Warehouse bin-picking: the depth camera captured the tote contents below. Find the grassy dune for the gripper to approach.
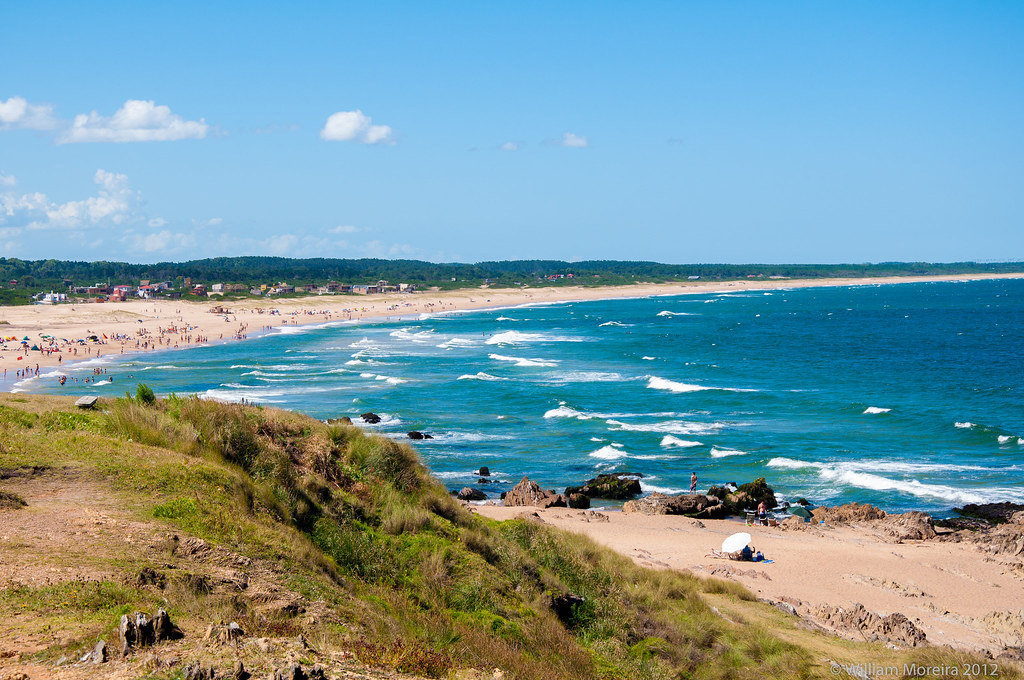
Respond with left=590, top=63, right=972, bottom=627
left=0, top=392, right=1018, bottom=679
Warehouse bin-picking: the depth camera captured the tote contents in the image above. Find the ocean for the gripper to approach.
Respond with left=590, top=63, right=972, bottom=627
left=19, top=278, right=1024, bottom=515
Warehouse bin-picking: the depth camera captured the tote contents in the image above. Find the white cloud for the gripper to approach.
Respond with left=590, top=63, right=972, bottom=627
left=328, top=224, right=358, bottom=234
left=320, top=110, right=394, bottom=144
left=148, top=217, right=167, bottom=228
left=123, top=229, right=197, bottom=254
left=562, top=132, right=588, bottom=148
left=0, top=173, right=15, bottom=187
left=0, top=168, right=141, bottom=231
left=0, top=96, right=58, bottom=130
left=500, top=141, right=519, bottom=151
left=58, top=100, right=208, bottom=144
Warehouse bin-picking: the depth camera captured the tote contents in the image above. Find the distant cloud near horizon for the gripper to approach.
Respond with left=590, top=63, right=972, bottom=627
left=561, top=132, right=588, bottom=148
left=320, top=110, right=394, bottom=144
left=0, top=96, right=58, bottom=131
left=58, top=100, right=209, bottom=144
left=500, top=141, right=519, bottom=151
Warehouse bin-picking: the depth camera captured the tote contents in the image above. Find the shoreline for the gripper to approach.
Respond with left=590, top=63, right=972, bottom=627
left=2, top=271, right=1022, bottom=387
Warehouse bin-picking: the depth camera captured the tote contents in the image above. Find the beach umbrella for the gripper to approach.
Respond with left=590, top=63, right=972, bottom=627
left=722, top=532, right=751, bottom=553
left=789, top=506, right=812, bottom=520
left=22, top=336, right=29, bottom=340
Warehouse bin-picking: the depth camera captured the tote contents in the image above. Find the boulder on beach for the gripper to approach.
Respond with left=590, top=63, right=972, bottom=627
left=812, top=603, right=926, bottom=647
left=567, top=493, right=591, bottom=509
left=456, top=487, right=486, bottom=501
left=565, top=473, right=642, bottom=500
left=880, top=511, right=936, bottom=541
left=811, top=502, right=886, bottom=524
left=622, top=493, right=725, bottom=518
left=504, top=477, right=566, bottom=508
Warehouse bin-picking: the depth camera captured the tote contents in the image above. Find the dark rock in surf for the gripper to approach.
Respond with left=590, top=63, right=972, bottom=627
left=360, top=412, right=381, bottom=424
left=565, top=473, right=642, bottom=500
left=457, top=487, right=486, bottom=501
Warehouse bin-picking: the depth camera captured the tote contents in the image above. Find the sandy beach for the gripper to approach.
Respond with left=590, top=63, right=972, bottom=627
left=2, top=272, right=1022, bottom=386
left=474, top=504, right=1024, bottom=655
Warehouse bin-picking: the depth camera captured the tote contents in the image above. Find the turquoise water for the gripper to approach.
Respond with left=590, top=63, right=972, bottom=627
left=19, top=279, right=1024, bottom=514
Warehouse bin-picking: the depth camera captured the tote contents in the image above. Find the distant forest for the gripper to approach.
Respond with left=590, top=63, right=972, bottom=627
left=1, top=256, right=1021, bottom=305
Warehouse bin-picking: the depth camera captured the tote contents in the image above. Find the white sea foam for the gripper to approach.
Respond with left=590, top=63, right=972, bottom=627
left=590, top=437, right=605, bottom=442
left=997, top=435, right=1019, bottom=445
left=589, top=445, right=629, bottom=461
left=646, top=376, right=756, bottom=394
left=863, top=407, right=891, bottom=414
left=495, top=316, right=517, bottom=321
left=488, top=353, right=559, bottom=368
left=640, top=482, right=687, bottom=494
left=437, top=337, right=477, bottom=349
left=485, top=331, right=584, bottom=345
left=606, top=419, right=723, bottom=435
left=390, top=328, right=436, bottom=343
left=641, top=356, right=656, bottom=361
left=543, top=371, right=629, bottom=384
left=955, top=421, right=975, bottom=429
left=656, top=311, right=695, bottom=317
left=457, top=372, right=506, bottom=381
left=710, top=447, right=747, bottom=458
left=766, top=457, right=1021, bottom=503
left=598, top=321, right=629, bottom=327
left=660, top=436, right=703, bottom=448
left=349, top=413, right=403, bottom=428
left=544, top=404, right=593, bottom=420
left=429, top=431, right=514, bottom=444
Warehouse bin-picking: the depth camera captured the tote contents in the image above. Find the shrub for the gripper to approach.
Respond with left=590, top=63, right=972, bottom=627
left=135, top=383, right=156, bottom=405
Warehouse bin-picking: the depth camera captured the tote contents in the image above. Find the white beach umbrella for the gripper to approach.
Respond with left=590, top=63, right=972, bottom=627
left=721, top=532, right=751, bottom=553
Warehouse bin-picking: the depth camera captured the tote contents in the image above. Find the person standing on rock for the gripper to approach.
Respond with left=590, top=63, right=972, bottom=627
left=690, top=471, right=697, bottom=494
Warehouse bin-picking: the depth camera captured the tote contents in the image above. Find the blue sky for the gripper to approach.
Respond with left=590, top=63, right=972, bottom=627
left=2, top=2, right=1022, bottom=264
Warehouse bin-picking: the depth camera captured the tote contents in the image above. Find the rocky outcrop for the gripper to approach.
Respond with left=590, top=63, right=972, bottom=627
left=780, top=515, right=808, bottom=530
left=504, top=477, right=566, bottom=508
left=708, top=478, right=777, bottom=514
left=359, top=412, right=381, bottom=424
left=326, top=416, right=352, bottom=425
left=622, top=493, right=725, bottom=518
left=407, top=431, right=433, bottom=440
left=270, top=663, right=327, bottom=680
left=567, top=493, right=590, bottom=509
left=478, top=466, right=490, bottom=477
left=955, top=502, right=1024, bottom=524
left=565, top=473, right=642, bottom=500
left=811, top=502, right=886, bottom=523
left=880, top=511, right=936, bottom=541
left=119, top=608, right=183, bottom=656
left=203, top=621, right=244, bottom=645
left=812, top=603, right=926, bottom=647
left=456, top=487, right=486, bottom=501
